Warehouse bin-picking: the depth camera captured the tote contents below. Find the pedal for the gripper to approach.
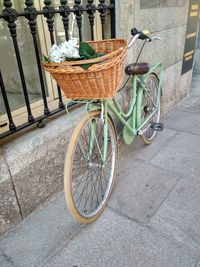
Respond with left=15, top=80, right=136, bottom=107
left=150, top=123, right=164, bottom=132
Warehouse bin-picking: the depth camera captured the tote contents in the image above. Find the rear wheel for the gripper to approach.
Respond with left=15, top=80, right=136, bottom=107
left=64, top=111, right=118, bottom=223
left=140, top=73, right=161, bottom=144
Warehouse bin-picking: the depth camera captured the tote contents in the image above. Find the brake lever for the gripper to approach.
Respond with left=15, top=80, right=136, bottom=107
left=151, top=37, right=162, bottom=41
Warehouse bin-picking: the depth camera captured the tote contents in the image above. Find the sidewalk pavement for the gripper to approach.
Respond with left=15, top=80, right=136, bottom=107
left=1, top=78, right=200, bottom=267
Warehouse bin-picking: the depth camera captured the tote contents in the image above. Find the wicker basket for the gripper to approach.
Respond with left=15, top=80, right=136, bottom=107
left=43, top=39, right=127, bottom=99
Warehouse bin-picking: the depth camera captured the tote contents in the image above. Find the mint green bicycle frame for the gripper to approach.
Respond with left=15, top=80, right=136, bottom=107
left=87, top=63, right=163, bottom=162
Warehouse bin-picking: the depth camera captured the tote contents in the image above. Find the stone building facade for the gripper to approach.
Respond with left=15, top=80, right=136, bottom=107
left=0, top=0, right=197, bottom=234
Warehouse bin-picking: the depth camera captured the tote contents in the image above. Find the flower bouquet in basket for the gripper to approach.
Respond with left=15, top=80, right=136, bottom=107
left=43, top=38, right=128, bottom=99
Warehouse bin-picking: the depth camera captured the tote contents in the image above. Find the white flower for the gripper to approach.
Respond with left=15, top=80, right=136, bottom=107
left=59, top=40, right=80, bottom=59
left=68, top=39, right=78, bottom=47
left=49, top=50, right=65, bottom=63
left=49, top=40, right=80, bottom=62
left=50, top=44, right=59, bottom=53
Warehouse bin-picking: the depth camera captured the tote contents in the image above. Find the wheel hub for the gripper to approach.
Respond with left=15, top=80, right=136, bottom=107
left=87, top=162, right=103, bottom=169
left=144, top=105, right=150, bottom=114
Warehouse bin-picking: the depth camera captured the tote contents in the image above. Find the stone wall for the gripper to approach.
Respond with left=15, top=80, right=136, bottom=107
left=0, top=109, right=81, bottom=235
left=0, top=0, right=194, bottom=235
left=116, top=0, right=192, bottom=113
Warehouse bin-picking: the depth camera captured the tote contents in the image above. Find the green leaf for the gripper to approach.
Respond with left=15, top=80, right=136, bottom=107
left=79, top=42, right=96, bottom=58
left=79, top=53, right=105, bottom=69
left=43, top=54, right=50, bottom=62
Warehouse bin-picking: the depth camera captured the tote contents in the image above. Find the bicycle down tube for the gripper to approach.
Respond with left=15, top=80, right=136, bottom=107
left=96, top=64, right=162, bottom=159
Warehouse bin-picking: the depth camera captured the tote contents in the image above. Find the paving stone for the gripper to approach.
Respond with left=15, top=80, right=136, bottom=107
left=0, top=251, right=15, bottom=267
left=177, top=97, right=200, bottom=114
left=191, top=88, right=200, bottom=96
left=149, top=175, right=200, bottom=251
left=177, top=104, right=200, bottom=115
left=178, top=95, right=200, bottom=107
left=151, top=132, right=200, bottom=176
left=164, top=110, right=200, bottom=135
left=109, top=154, right=181, bottom=224
left=45, top=209, right=199, bottom=267
left=195, top=258, right=200, bottom=267
left=190, top=75, right=200, bottom=96
left=0, top=193, right=81, bottom=267
left=120, top=128, right=177, bottom=162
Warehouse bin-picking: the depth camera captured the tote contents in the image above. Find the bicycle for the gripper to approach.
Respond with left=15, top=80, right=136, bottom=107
left=64, top=28, right=163, bottom=223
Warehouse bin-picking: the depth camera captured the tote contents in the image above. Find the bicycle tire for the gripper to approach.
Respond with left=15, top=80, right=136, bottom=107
left=64, top=111, right=118, bottom=224
left=139, top=73, right=161, bottom=144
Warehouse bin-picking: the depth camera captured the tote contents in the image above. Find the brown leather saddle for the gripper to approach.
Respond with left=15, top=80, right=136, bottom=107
left=125, top=62, right=149, bottom=75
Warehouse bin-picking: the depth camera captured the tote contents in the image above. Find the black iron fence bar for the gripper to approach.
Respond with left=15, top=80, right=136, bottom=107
left=43, top=0, right=55, bottom=45
left=110, top=0, right=116, bottom=38
left=25, top=0, right=50, bottom=115
left=0, top=71, right=16, bottom=131
left=98, top=0, right=106, bottom=39
left=43, top=0, right=65, bottom=109
left=0, top=0, right=115, bottom=140
left=74, top=0, right=83, bottom=42
left=87, top=0, right=96, bottom=40
left=2, top=0, right=35, bottom=123
left=59, top=0, right=70, bottom=41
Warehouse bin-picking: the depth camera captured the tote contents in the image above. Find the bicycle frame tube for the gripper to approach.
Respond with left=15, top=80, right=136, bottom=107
left=107, top=100, right=136, bottom=135
left=107, top=63, right=162, bottom=136
left=88, top=63, right=163, bottom=158
left=106, top=73, right=141, bottom=138
left=112, top=75, right=139, bottom=119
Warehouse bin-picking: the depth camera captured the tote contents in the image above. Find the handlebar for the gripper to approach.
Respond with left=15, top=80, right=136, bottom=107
left=128, top=27, right=161, bottom=49
left=131, top=28, right=151, bottom=41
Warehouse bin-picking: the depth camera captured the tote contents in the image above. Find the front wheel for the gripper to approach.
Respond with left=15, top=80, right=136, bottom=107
left=140, top=73, right=161, bottom=144
left=64, top=111, right=118, bottom=224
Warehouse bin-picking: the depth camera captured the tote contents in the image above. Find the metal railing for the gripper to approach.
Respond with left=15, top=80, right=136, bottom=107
left=0, top=0, right=115, bottom=140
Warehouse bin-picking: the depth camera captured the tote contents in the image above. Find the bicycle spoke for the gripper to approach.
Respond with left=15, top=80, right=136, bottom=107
left=82, top=172, right=90, bottom=212
left=89, top=174, right=95, bottom=212
left=72, top=170, right=90, bottom=194
left=102, top=168, right=110, bottom=183
left=91, top=171, right=100, bottom=207
left=76, top=141, right=88, bottom=160
left=105, top=146, right=113, bottom=163
left=96, top=169, right=105, bottom=198
left=72, top=170, right=88, bottom=180
left=76, top=171, right=94, bottom=209
left=72, top=170, right=90, bottom=189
